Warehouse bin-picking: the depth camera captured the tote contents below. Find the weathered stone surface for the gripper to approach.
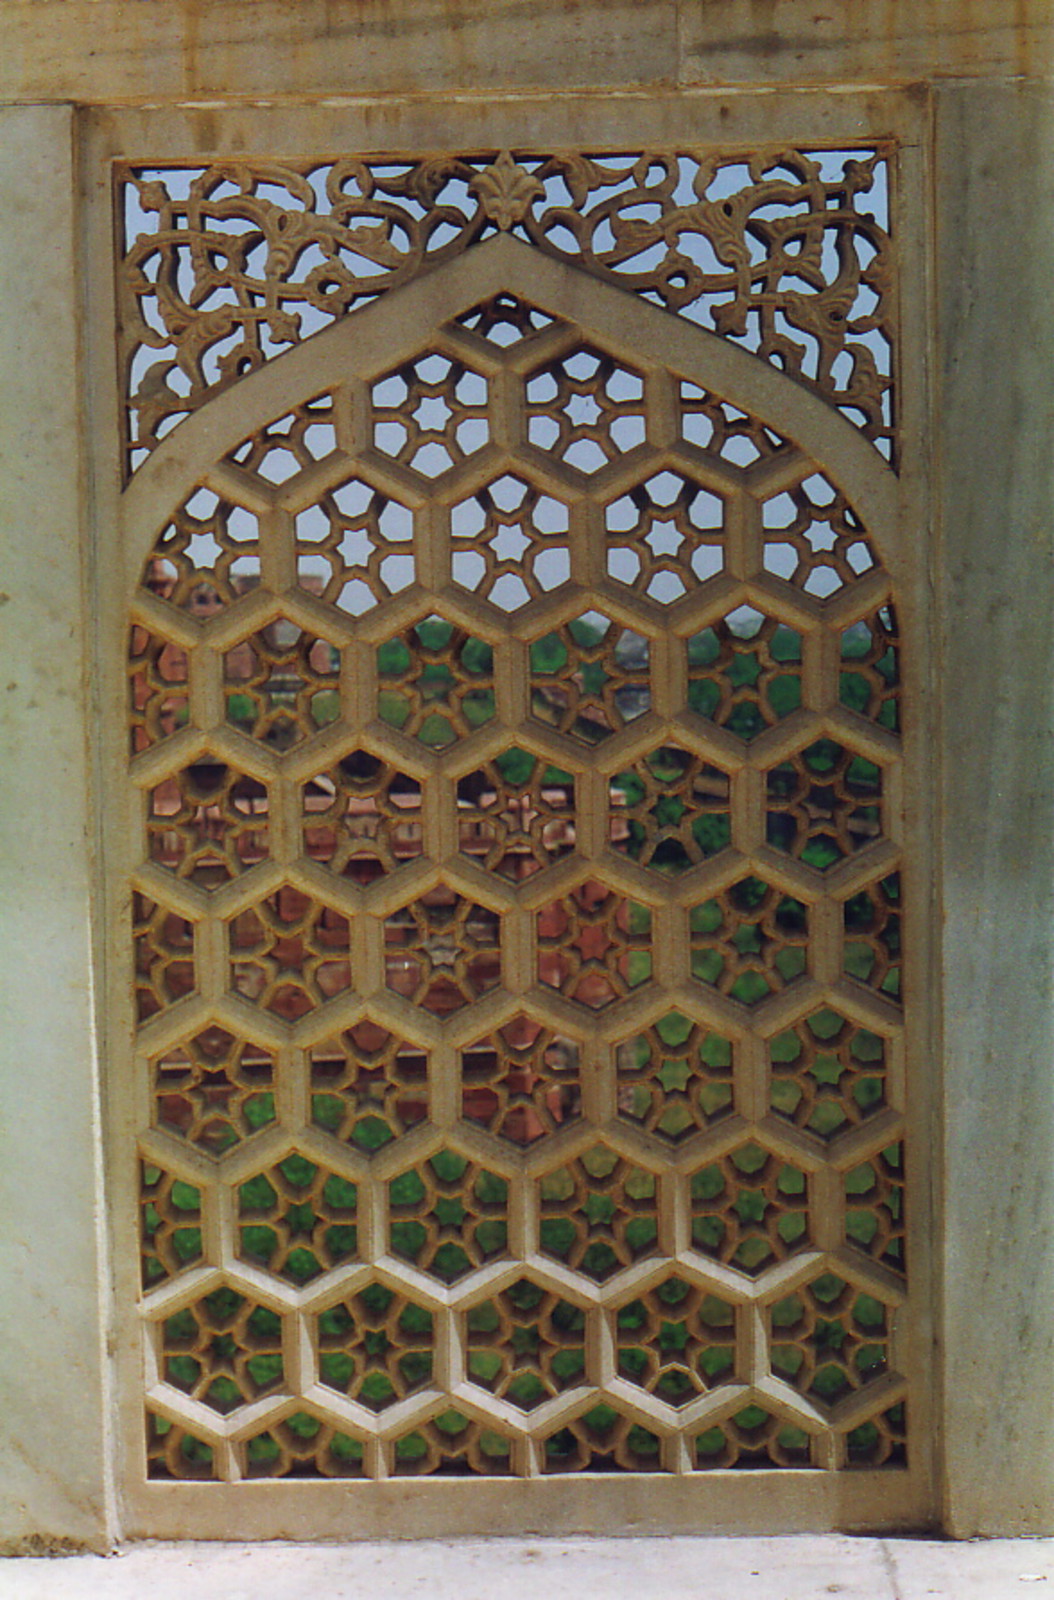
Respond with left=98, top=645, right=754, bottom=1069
left=4, top=1535, right=1054, bottom=1598
left=935, top=78, right=1054, bottom=1538
left=0, top=106, right=110, bottom=1551
left=0, top=0, right=1048, bottom=104
left=681, top=0, right=1053, bottom=84
left=0, top=0, right=678, bottom=102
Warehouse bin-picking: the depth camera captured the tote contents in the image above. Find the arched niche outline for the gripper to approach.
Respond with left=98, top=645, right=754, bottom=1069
left=120, top=233, right=900, bottom=603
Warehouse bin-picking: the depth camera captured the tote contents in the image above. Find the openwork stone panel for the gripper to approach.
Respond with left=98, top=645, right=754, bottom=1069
left=128, top=273, right=906, bottom=1484
left=118, top=146, right=895, bottom=475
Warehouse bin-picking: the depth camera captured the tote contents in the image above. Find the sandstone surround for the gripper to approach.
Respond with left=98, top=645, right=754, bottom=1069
left=0, top=0, right=1047, bottom=104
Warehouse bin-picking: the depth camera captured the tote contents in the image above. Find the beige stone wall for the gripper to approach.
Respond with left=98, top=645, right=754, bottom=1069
left=0, top=104, right=112, bottom=1554
left=934, top=77, right=1054, bottom=1540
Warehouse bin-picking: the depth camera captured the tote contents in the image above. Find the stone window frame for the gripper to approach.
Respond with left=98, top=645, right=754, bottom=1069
left=70, top=89, right=937, bottom=1539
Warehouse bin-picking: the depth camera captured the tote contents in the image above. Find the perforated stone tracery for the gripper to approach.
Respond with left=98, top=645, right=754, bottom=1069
left=129, top=285, right=906, bottom=1481
left=119, top=146, right=895, bottom=476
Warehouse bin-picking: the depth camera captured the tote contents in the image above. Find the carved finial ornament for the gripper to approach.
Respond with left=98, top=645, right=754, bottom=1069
left=469, top=150, right=545, bottom=231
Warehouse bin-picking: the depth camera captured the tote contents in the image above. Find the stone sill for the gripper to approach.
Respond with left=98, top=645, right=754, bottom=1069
left=4, top=1535, right=1054, bottom=1600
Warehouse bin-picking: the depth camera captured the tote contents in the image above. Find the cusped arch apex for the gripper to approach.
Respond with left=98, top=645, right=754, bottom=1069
left=120, top=231, right=900, bottom=599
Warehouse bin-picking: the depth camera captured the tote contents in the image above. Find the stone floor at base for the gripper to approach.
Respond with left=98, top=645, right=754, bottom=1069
left=4, top=1535, right=1054, bottom=1599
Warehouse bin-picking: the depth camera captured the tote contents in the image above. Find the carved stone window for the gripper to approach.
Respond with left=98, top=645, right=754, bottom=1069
left=124, top=153, right=907, bottom=1489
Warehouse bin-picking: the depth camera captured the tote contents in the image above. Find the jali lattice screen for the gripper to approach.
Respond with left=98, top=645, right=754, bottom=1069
left=126, top=187, right=906, bottom=1483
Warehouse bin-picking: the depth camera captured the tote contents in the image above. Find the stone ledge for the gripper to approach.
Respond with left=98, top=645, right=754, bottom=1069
left=4, top=1536, right=1054, bottom=1600
left=0, top=0, right=1049, bottom=105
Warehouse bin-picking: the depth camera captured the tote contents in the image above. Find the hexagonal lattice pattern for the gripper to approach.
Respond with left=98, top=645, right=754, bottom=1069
left=377, top=615, right=495, bottom=749
left=146, top=1412, right=217, bottom=1481
left=310, top=1021, right=429, bottom=1150
left=389, top=1150, right=509, bottom=1283
left=542, top=1406, right=662, bottom=1474
left=159, top=1286, right=284, bottom=1413
left=134, top=893, right=195, bottom=1021
left=615, top=1276, right=736, bottom=1403
left=844, top=872, right=902, bottom=999
left=457, top=748, right=576, bottom=883
left=145, top=488, right=262, bottom=614
left=845, top=1144, right=905, bottom=1275
left=229, top=887, right=351, bottom=1020
left=450, top=472, right=571, bottom=611
left=769, top=1009, right=887, bottom=1137
left=605, top=469, right=725, bottom=602
left=768, top=1272, right=891, bottom=1406
left=525, top=344, right=646, bottom=474
left=147, top=758, right=269, bottom=887
left=456, top=293, right=556, bottom=349
left=615, top=1012, right=734, bottom=1140
left=537, top=879, right=653, bottom=1010
left=761, top=472, right=877, bottom=599
left=765, top=738, right=883, bottom=869
left=129, top=279, right=907, bottom=1480
left=371, top=351, right=489, bottom=477
left=225, top=620, right=339, bottom=749
left=692, top=1405, right=812, bottom=1470
left=295, top=477, right=414, bottom=616
left=317, top=1282, right=434, bottom=1409
left=240, top=1413, right=367, bottom=1479
left=689, top=1144, right=809, bottom=1274
left=846, top=1403, right=907, bottom=1469
left=460, top=1014, right=583, bottom=1146
left=841, top=603, right=900, bottom=731
left=466, top=1277, right=586, bottom=1409
left=384, top=888, right=500, bottom=1015
left=538, top=1147, right=658, bottom=1281
left=302, top=752, right=423, bottom=883
left=151, top=1024, right=275, bottom=1153
left=609, top=746, right=731, bottom=874
left=679, top=380, right=788, bottom=467
left=529, top=612, right=651, bottom=745
left=687, top=606, right=803, bottom=738
left=128, top=626, right=188, bottom=753
left=140, top=1163, right=202, bottom=1287
left=690, top=878, right=808, bottom=1005
left=391, top=1412, right=515, bottom=1476
left=237, top=1153, right=359, bottom=1284
left=225, top=398, right=338, bottom=487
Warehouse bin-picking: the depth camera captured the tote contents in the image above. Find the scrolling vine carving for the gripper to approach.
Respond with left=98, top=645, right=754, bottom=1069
left=118, top=146, right=895, bottom=475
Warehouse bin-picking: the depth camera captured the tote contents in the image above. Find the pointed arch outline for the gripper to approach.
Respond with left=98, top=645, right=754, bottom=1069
left=119, top=226, right=918, bottom=1499
left=120, top=233, right=899, bottom=599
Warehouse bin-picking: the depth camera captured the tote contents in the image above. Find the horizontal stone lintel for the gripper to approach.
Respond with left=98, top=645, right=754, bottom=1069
left=0, top=0, right=1050, bottom=105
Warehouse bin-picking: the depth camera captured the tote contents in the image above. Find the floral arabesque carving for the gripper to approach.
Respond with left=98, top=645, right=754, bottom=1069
left=119, top=146, right=894, bottom=473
